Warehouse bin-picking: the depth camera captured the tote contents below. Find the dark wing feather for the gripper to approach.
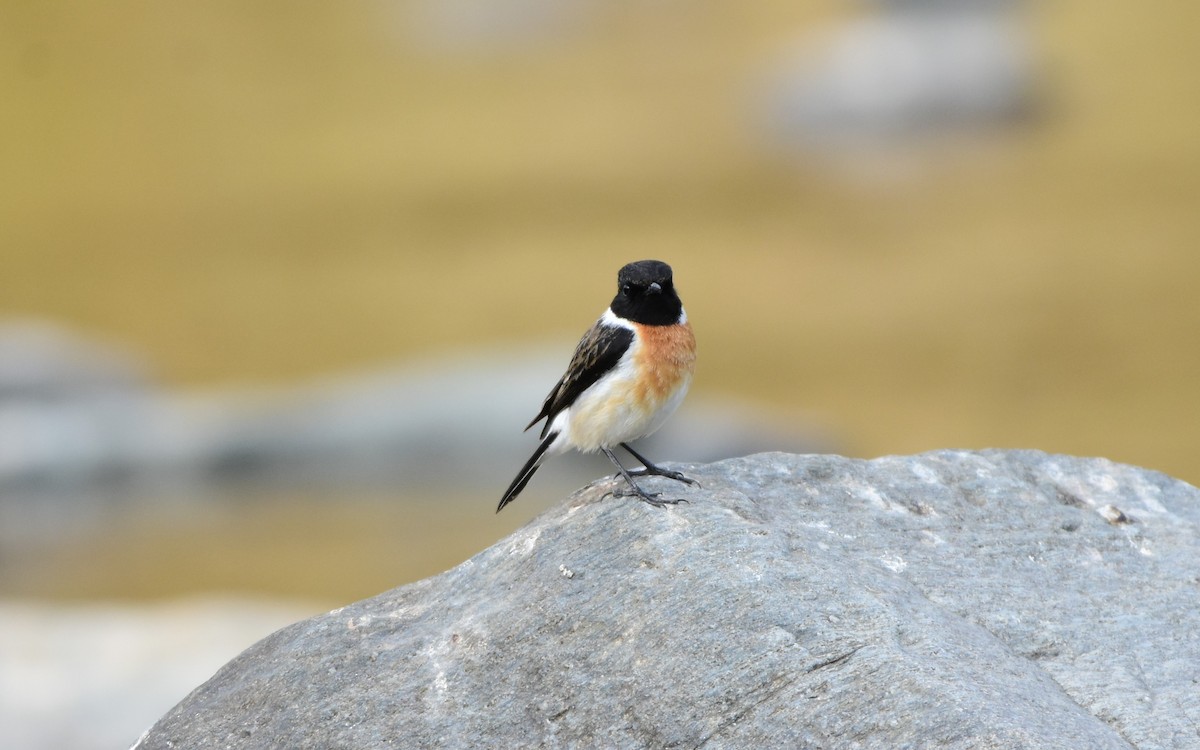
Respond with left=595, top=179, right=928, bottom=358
left=526, top=321, right=634, bottom=439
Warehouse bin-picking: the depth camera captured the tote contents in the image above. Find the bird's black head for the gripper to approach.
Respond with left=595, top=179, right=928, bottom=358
left=610, top=260, right=683, bottom=326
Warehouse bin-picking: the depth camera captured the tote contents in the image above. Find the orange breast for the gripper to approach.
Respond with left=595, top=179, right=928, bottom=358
left=632, top=321, right=697, bottom=407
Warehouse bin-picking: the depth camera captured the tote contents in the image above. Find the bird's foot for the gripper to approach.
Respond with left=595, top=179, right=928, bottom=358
left=628, top=466, right=699, bottom=487
left=604, top=478, right=690, bottom=508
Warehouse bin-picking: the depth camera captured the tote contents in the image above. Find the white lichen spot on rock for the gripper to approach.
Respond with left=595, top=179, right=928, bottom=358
left=910, top=463, right=941, bottom=484
left=506, top=527, right=542, bottom=557
left=852, top=482, right=910, bottom=513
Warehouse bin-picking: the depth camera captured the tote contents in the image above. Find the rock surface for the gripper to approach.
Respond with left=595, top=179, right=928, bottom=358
left=136, top=450, right=1200, bottom=749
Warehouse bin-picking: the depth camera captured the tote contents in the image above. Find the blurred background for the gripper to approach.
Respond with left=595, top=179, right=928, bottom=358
left=2, top=1, right=1198, bottom=747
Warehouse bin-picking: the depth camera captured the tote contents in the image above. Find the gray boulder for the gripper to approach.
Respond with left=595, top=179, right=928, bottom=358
left=135, top=450, right=1200, bottom=749
left=761, top=8, right=1037, bottom=154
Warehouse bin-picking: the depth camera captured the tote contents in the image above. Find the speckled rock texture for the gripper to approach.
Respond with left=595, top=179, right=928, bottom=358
left=136, top=450, right=1200, bottom=749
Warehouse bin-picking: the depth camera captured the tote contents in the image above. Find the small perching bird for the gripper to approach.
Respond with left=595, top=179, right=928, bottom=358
left=497, top=260, right=698, bottom=512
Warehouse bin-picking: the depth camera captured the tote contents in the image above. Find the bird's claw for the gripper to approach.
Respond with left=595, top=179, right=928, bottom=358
left=602, top=478, right=691, bottom=508
left=628, top=467, right=700, bottom=488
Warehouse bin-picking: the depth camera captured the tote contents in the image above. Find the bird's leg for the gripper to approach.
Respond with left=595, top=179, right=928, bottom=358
left=601, top=448, right=688, bottom=507
left=620, top=443, right=699, bottom=487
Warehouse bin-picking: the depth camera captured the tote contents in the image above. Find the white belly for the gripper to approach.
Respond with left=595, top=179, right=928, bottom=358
left=546, top=354, right=692, bottom=454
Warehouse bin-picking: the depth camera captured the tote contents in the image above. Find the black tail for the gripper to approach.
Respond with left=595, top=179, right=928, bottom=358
left=497, top=433, right=556, bottom=513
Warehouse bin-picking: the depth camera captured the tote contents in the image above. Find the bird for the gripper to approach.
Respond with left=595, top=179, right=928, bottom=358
left=497, top=259, right=698, bottom=513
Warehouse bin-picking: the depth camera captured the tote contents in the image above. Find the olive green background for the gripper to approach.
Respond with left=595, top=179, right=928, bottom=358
left=3, top=2, right=1197, bottom=604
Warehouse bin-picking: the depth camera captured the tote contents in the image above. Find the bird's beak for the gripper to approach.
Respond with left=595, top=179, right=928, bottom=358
left=647, top=282, right=662, bottom=294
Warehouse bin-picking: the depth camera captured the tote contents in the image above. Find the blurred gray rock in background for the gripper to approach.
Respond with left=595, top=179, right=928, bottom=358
left=0, top=320, right=149, bottom=401
left=137, top=450, right=1200, bottom=749
left=403, top=0, right=596, bottom=54
left=0, top=597, right=318, bottom=750
left=761, top=1, right=1037, bottom=158
left=0, top=321, right=827, bottom=542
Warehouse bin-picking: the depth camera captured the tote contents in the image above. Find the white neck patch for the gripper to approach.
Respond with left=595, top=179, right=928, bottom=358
left=601, top=306, right=687, bottom=327
left=600, top=307, right=636, bottom=330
